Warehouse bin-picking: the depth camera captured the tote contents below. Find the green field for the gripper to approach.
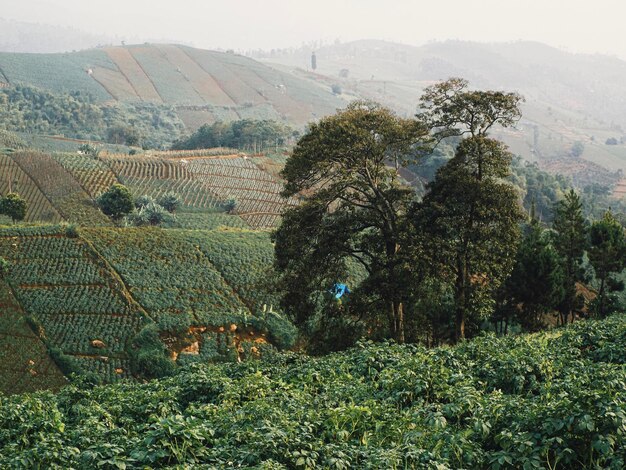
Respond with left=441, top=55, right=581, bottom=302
left=0, top=279, right=66, bottom=395
left=0, top=224, right=296, bottom=389
left=0, top=225, right=148, bottom=384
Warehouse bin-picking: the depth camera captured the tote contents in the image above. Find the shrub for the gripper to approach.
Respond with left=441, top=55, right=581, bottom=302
left=97, top=184, right=134, bottom=220
left=130, top=323, right=176, bottom=379
left=135, top=195, right=156, bottom=210
left=0, top=192, right=28, bottom=223
left=157, top=192, right=181, bottom=213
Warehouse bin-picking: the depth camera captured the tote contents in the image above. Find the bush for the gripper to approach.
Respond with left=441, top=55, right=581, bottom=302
left=0, top=192, right=28, bottom=223
left=223, top=197, right=238, bottom=214
left=135, top=195, right=156, bottom=210
left=157, top=192, right=181, bottom=213
left=64, top=223, right=79, bottom=238
left=97, top=184, right=134, bottom=220
left=130, top=323, right=176, bottom=379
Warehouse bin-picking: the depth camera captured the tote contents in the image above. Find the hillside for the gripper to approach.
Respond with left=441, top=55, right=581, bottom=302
left=0, top=44, right=345, bottom=128
left=0, top=224, right=294, bottom=392
left=1, top=313, right=624, bottom=468
left=259, top=40, right=626, bottom=187
left=0, top=148, right=294, bottom=229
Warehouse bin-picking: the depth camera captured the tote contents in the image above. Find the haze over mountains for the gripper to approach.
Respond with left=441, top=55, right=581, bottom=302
left=259, top=40, right=626, bottom=179
left=1, top=17, right=625, bottom=184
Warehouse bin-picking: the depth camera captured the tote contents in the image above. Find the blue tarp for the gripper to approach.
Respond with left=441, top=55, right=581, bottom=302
left=330, top=283, right=351, bottom=299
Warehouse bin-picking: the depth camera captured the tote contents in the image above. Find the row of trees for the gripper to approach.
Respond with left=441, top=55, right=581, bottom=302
left=496, top=192, right=625, bottom=335
left=272, top=79, right=626, bottom=352
left=171, top=119, right=296, bottom=153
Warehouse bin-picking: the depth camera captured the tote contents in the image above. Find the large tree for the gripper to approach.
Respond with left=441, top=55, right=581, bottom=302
left=273, top=101, right=430, bottom=345
left=588, top=211, right=626, bottom=318
left=551, top=189, right=588, bottom=324
left=411, top=79, right=525, bottom=342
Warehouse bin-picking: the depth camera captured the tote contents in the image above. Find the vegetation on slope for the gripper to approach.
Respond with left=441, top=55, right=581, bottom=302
left=0, top=279, right=66, bottom=395
left=0, top=84, right=185, bottom=148
left=0, top=314, right=624, bottom=469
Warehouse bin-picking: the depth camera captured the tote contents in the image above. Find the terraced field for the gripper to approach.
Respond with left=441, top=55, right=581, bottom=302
left=83, top=228, right=295, bottom=350
left=0, top=224, right=296, bottom=389
left=0, top=225, right=147, bottom=383
left=101, top=151, right=295, bottom=228
left=51, top=152, right=119, bottom=198
left=0, top=44, right=345, bottom=127
left=0, top=154, right=62, bottom=223
left=10, top=150, right=111, bottom=226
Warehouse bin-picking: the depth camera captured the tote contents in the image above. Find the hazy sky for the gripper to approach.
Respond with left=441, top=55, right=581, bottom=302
left=3, top=0, right=626, bottom=57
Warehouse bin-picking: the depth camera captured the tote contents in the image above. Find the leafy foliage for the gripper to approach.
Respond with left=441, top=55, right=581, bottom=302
left=97, top=184, right=134, bottom=220
left=0, top=84, right=185, bottom=148
left=0, top=315, right=624, bottom=468
left=0, top=192, right=27, bottom=222
left=172, top=119, right=294, bottom=153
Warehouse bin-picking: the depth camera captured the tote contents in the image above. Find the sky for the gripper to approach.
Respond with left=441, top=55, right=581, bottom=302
left=2, top=0, right=626, bottom=57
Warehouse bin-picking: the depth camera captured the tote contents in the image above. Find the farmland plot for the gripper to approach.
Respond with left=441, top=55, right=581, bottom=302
left=52, top=152, right=119, bottom=198
left=182, top=230, right=280, bottom=313
left=103, top=47, right=163, bottom=102
left=0, top=154, right=62, bottom=223
left=155, top=45, right=234, bottom=106
left=182, top=47, right=266, bottom=106
left=10, top=150, right=111, bottom=225
left=184, top=157, right=297, bottom=227
left=0, top=227, right=147, bottom=382
left=82, top=228, right=248, bottom=330
left=103, top=156, right=223, bottom=208
left=130, top=46, right=202, bottom=104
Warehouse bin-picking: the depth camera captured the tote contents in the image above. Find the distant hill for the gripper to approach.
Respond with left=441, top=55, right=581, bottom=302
left=259, top=39, right=626, bottom=183
left=0, top=44, right=345, bottom=129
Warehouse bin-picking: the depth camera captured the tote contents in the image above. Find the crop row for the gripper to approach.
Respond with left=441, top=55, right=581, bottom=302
left=130, top=45, right=203, bottom=104
left=2, top=230, right=148, bottom=383
left=70, top=356, right=132, bottom=383
left=107, top=157, right=190, bottom=179
left=103, top=46, right=163, bottom=102
left=0, top=280, right=66, bottom=395
left=239, top=212, right=282, bottom=228
left=51, top=153, right=118, bottom=197
left=83, top=228, right=247, bottom=329
left=182, top=230, right=280, bottom=313
left=10, top=257, right=106, bottom=286
left=15, top=285, right=131, bottom=316
left=10, top=150, right=110, bottom=225
left=0, top=155, right=62, bottom=223
left=117, top=175, right=222, bottom=208
left=0, top=235, right=88, bottom=260
left=37, top=313, right=143, bottom=354
left=155, top=44, right=235, bottom=106
left=185, top=157, right=261, bottom=169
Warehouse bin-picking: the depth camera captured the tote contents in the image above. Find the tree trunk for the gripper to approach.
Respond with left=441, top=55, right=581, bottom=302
left=455, top=256, right=467, bottom=342
left=397, top=302, right=405, bottom=344
left=598, top=277, right=606, bottom=318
